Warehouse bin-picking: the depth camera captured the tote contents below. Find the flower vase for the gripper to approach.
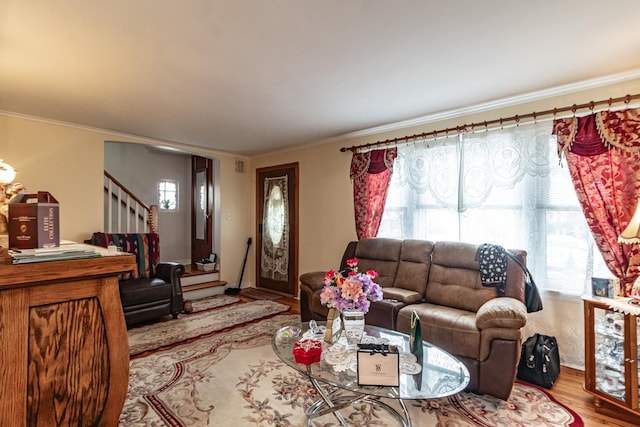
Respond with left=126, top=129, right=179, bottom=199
left=342, top=309, right=365, bottom=348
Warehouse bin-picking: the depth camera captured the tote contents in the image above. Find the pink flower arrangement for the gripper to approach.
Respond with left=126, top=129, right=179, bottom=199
left=320, top=258, right=383, bottom=313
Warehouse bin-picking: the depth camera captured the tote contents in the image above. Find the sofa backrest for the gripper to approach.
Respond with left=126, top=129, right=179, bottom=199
left=353, top=238, right=401, bottom=288
left=393, top=239, right=434, bottom=295
left=425, top=241, right=527, bottom=312
left=90, top=232, right=160, bottom=279
left=503, top=249, right=527, bottom=304
left=341, top=237, right=527, bottom=310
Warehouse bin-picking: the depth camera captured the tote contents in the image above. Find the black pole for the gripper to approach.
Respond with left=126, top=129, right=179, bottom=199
left=225, top=237, right=252, bottom=295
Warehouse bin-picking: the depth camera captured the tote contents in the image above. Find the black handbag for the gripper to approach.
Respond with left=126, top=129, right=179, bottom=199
left=505, top=250, right=543, bottom=313
left=517, top=333, right=560, bottom=388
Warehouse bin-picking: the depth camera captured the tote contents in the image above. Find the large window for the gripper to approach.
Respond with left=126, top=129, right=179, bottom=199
left=378, top=121, right=609, bottom=295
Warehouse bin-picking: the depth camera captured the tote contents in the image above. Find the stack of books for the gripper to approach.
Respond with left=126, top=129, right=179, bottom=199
left=10, top=243, right=102, bottom=264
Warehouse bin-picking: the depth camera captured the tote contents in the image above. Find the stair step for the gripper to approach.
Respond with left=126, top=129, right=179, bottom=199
left=181, top=265, right=220, bottom=286
left=183, top=280, right=227, bottom=292
left=183, top=264, right=219, bottom=277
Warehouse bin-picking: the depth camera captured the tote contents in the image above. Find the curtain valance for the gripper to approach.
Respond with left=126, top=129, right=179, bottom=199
left=554, top=107, right=640, bottom=157
left=350, top=148, right=397, bottom=180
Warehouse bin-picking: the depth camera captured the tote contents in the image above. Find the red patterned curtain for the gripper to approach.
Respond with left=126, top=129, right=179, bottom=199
left=553, top=108, right=640, bottom=296
left=350, top=148, right=397, bottom=239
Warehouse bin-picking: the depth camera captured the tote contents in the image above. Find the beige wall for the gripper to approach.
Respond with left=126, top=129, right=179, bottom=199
left=0, top=114, right=253, bottom=288
left=218, top=155, right=254, bottom=285
left=252, top=78, right=640, bottom=286
left=3, top=77, right=640, bottom=300
left=1, top=116, right=107, bottom=242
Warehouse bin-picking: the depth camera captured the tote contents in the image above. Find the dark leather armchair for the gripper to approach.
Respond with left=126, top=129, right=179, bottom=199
left=88, top=232, right=185, bottom=327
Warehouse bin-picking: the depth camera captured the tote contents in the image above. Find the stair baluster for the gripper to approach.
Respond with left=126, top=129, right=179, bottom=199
left=103, top=171, right=157, bottom=233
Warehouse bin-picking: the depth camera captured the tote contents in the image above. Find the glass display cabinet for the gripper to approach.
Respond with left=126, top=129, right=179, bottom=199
left=583, top=296, right=640, bottom=418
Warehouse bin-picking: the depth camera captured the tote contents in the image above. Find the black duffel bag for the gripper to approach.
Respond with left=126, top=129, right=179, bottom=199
left=517, top=333, right=560, bottom=388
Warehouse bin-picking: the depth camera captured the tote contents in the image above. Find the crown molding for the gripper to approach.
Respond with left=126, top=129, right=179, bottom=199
left=342, top=69, right=640, bottom=140
left=4, top=69, right=640, bottom=159
left=0, top=110, right=246, bottom=160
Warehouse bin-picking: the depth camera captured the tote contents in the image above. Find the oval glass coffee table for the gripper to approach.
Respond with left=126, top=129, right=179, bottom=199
left=272, top=322, right=470, bottom=427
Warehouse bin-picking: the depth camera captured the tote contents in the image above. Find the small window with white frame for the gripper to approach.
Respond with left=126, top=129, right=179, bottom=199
left=158, top=179, right=178, bottom=211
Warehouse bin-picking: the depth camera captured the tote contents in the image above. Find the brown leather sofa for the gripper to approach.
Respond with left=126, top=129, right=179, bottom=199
left=299, top=238, right=528, bottom=400
left=88, top=232, right=185, bottom=327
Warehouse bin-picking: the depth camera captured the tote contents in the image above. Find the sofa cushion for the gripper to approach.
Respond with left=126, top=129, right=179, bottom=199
left=119, top=277, right=171, bottom=306
left=392, top=239, right=433, bottom=295
left=397, top=303, right=481, bottom=360
left=354, top=238, right=401, bottom=288
left=425, top=241, right=497, bottom=312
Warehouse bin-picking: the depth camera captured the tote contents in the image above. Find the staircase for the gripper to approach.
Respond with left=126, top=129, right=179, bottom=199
left=182, top=266, right=228, bottom=300
left=103, top=171, right=157, bottom=233
left=104, top=171, right=227, bottom=298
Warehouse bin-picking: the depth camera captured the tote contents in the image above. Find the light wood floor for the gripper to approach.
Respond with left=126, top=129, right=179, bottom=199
left=241, top=292, right=640, bottom=427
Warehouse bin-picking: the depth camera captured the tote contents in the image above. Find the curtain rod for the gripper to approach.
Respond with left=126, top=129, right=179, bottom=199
left=340, top=93, right=640, bottom=153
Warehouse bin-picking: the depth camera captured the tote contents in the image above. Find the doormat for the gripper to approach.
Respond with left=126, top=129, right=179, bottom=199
left=241, top=287, right=284, bottom=300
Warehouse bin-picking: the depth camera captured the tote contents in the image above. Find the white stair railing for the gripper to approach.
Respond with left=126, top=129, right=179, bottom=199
left=103, top=171, right=158, bottom=233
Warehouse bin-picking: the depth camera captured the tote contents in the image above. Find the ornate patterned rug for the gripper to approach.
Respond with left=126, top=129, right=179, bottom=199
left=119, top=297, right=583, bottom=426
left=241, top=287, right=284, bottom=300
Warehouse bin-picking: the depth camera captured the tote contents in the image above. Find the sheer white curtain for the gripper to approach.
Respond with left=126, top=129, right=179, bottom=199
left=378, top=121, right=610, bottom=368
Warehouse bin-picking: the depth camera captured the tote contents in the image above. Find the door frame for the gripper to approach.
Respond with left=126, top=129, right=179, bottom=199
left=255, top=162, right=299, bottom=296
left=191, top=156, right=214, bottom=265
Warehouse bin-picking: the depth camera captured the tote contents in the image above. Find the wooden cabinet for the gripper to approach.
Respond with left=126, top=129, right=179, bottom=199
left=583, top=296, right=640, bottom=418
left=0, top=255, right=136, bottom=427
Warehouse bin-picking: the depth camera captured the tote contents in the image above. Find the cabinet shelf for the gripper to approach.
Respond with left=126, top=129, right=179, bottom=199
left=595, top=328, right=624, bottom=340
left=584, top=296, right=640, bottom=418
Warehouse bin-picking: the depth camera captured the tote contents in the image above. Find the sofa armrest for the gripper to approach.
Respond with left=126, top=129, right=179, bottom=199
left=382, top=288, right=422, bottom=304
left=154, top=262, right=185, bottom=282
left=155, top=262, right=185, bottom=315
left=154, top=262, right=185, bottom=294
left=476, top=297, right=527, bottom=330
left=300, top=271, right=326, bottom=292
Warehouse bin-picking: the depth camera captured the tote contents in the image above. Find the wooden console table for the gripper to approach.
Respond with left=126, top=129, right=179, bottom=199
left=0, top=254, right=136, bottom=427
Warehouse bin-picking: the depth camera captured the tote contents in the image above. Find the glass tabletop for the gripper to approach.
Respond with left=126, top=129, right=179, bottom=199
left=272, top=322, right=470, bottom=400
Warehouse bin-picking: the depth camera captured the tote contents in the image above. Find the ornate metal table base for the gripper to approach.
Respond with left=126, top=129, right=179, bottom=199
left=272, top=324, right=469, bottom=427
left=305, top=368, right=411, bottom=427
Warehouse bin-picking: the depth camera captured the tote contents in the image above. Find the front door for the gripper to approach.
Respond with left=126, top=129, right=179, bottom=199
left=191, top=156, right=213, bottom=265
left=256, top=163, right=298, bottom=296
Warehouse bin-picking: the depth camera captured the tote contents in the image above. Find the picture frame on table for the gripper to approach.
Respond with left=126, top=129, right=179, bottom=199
left=591, top=277, right=620, bottom=298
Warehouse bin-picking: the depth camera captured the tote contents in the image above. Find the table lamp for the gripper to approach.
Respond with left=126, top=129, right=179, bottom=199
left=619, top=202, right=640, bottom=300
left=0, top=160, right=17, bottom=259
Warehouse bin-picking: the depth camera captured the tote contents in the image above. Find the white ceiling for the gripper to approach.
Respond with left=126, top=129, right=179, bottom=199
left=2, top=1, right=640, bottom=156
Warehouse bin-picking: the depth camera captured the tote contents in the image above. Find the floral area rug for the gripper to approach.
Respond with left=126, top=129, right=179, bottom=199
left=120, top=297, right=583, bottom=427
left=241, top=287, right=283, bottom=300
left=127, top=295, right=291, bottom=355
